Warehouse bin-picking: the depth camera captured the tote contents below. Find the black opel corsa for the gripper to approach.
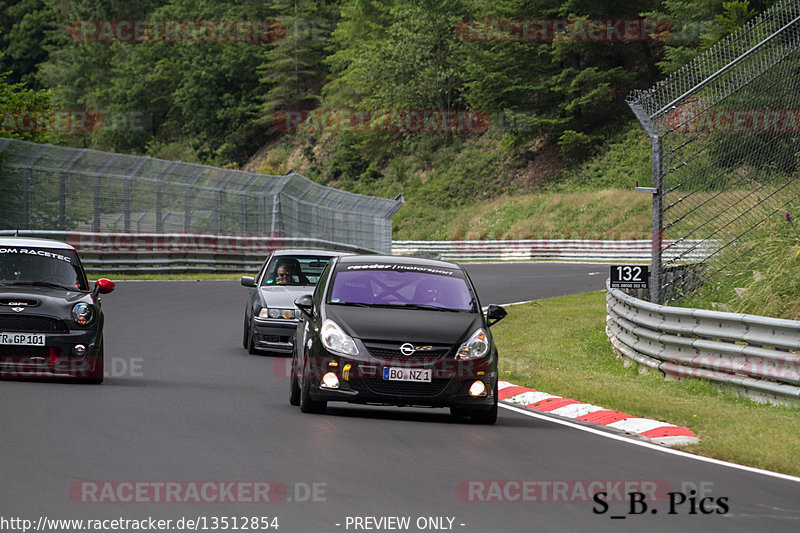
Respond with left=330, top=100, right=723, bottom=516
left=290, top=255, right=507, bottom=423
left=0, top=237, right=114, bottom=383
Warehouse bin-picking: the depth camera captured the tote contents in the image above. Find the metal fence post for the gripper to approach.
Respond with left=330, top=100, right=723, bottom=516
left=650, top=135, right=664, bottom=305
left=93, top=176, right=101, bottom=232
left=184, top=186, right=191, bottom=233
left=124, top=180, right=131, bottom=232
left=58, top=172, right=66, bottom=231
left=22, top=168, right=30, bottom=230
left=628, top=102, right=664, bottom=304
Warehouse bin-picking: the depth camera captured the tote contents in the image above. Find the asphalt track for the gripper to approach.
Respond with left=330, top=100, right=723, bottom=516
left=1, top=263, right=798, bottom=533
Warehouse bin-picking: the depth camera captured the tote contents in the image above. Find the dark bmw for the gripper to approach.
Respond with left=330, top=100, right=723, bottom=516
left=0, top=237, right=114, bottom=383
left=290, top=255, right=507, bottom=424
left=241, top=249, right=350, bottom=354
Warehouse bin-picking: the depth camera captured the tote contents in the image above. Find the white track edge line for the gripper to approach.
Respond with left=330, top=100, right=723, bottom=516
left=499, top=402, right=800, bottom=484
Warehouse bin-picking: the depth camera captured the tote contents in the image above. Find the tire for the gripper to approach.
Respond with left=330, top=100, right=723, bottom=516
left=289, top=358, right=301, bottom=406
left=299, top=364, right=326, bottom=414
left=470, top=390, right=498, bottom=425
left=83, top=342, right=104, bottom=384
left=450, top=406, right=470, bottom=418
left=242, top=318, right=249, bottom=349
left=247, top=324, right=259, bottom=355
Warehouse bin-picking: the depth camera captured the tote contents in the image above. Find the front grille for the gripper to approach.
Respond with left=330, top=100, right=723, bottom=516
left=364, top=379, right=449, bottom=397
left=0, top=346, right=54, bottom=358
left=0, top=315, right=69, bottom=332
left=364, top=342, right=452, bottom=361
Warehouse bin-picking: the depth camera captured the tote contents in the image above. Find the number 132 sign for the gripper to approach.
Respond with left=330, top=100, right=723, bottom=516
left=610, top=265, right=649, bottom=289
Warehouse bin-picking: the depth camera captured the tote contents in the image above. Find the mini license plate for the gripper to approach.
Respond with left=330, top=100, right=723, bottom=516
left=383, top=367, right=432, bottom=382
left=0, top=333, right=45, bottom=346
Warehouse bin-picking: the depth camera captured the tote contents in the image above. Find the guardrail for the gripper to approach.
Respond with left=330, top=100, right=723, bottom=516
left=1, top=230, right=714, bottom=272
left=0, top=230, right=372, bottom=273
left=392, top=239, right=715, bottom=262
left=605, top=279, right=800, bottom=405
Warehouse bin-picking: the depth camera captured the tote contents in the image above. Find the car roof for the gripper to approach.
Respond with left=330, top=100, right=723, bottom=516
left=271, top=248, right=352, bottom=257
left=0, top=237, right=77, bottom=251
left=336, top=254, right=462, bottom=270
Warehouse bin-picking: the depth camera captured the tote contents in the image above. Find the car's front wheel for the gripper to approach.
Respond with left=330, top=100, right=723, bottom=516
left=289, top=358, right=301, bottom=406
left=299, top=364, right=326, bottom=414
left=83, top=341, right=104, bottom=384
left=247, top=324, right=259, bottom=355
left=470, top=391, right=498, bottom=425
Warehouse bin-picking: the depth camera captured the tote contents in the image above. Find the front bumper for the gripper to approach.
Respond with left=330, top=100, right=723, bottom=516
left=304, top=351, right=497, bottom=409
left=252, top=318, right=298, bottom=354
left=0, top=329, right=102, bottom=379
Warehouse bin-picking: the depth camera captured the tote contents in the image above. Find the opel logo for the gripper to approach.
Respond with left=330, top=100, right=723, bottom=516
left=399, top=343, right=415, bottom=356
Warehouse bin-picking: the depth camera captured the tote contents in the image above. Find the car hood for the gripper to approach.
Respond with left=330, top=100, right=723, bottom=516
left=325, top=305, right=483, bottom=344
left=259, top=286, right=314, bottom=308
left=0, top=285, right=93, bottom=315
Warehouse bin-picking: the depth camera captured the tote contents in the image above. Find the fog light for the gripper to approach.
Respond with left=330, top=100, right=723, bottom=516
left=469, top=380, right=487, bottom=397
left=73, top=344, right=87, bottom=356
left=321, top=372, right=340, bottom=389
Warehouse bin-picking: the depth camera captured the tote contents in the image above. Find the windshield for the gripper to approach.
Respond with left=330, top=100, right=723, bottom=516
left=328, top=264, right=476, bottom=311
left=0, top=247, right=86, bottom=290
left=261, top=255, right=336, bottom=287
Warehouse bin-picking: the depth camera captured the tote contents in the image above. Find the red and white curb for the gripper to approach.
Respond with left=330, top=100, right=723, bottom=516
left=498, top=381, right=700, bottom=447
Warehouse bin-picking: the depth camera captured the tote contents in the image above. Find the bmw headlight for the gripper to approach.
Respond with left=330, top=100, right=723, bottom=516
left=258, top=308, right=298, bottom=319
left=456, top=328, right=489, bottom=360
left=321, top=319, right=358, bottom=356
left=72, top=303, right=94, bottom=327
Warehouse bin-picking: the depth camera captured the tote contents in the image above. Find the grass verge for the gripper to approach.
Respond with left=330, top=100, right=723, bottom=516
left=493, top=290, right=800, bottom=477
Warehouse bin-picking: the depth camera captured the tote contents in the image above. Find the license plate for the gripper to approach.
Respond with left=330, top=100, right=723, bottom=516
left=0, top=333, right=45, bottom=346
left=383, top=367, right=432, bottom=382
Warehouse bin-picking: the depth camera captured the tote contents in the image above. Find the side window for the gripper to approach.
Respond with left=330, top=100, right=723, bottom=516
left=313, top=261, right=334, bottom=308
left=257, top=255, right=277, bottom=285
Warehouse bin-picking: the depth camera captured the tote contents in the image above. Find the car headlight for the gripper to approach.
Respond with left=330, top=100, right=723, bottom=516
left=72, top=303, right=94, bottom=326
left=258, top=308, right=298, bottom=319
left=321, top=319, right=358, bottom=356
left=456, top=328, right=489, bottom=360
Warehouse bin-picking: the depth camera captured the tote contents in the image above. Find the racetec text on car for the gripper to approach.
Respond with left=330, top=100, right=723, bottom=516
left=290, top=255, right=507, bottom=423
left=241, top=249, right=350, bottom=354
left=0, top=237, right=114, bottom=383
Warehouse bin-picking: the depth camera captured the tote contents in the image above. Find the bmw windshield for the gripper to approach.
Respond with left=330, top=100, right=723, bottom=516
left=328, top=263, right=476, bottom=312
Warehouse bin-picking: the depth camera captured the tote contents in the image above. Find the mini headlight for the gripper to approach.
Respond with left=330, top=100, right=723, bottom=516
left=321, top=319, right=358, bottom=356
left=259, top=308, right=297, bottom=319
left=72, top=303, right=94, bottom=326
left=456, top=328, right=489, bottom=360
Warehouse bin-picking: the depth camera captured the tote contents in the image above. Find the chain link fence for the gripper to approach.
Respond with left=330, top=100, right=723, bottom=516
left=0, top=138, right=404, bottom=253
left=627, top=0, right=800, bottom=304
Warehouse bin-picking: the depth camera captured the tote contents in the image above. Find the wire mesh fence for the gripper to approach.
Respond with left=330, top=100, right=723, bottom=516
left=0, top=138, right=404, bottom=253
left=627, top=0, right=800, bottom=304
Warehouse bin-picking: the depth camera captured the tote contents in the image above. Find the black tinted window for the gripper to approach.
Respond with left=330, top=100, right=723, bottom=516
left=0, top=247, right=86, bottom=290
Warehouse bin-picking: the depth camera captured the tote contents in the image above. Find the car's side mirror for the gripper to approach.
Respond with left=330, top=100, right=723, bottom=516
left=294, top=294, right=314, bottom=318
left=92, top=278, right=115, bottom=297
left=241, top=276, right=256, bottom=287
left=486, top=304, right=507, bottom=326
